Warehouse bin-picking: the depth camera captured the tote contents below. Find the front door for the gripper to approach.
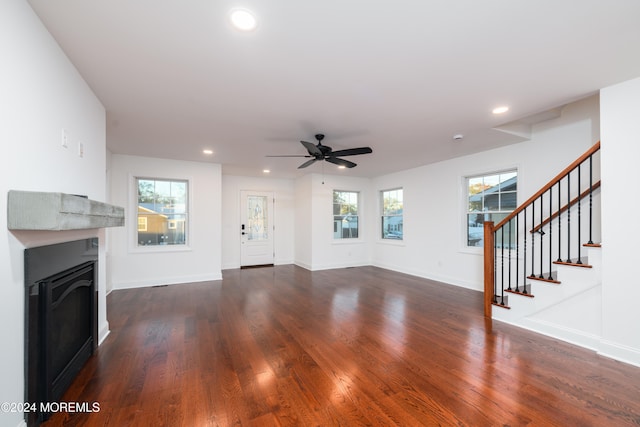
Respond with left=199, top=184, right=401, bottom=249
left=240, top=191, right=274, bottom=267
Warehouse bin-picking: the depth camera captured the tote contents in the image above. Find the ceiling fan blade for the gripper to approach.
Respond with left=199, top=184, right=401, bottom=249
left=265, top=155, right=311, bottom=157
left=326, top=157, right=357, bottom=168
left=300, top=140, right=322, bottom=156
left=298, top=159, right=318, bottom=169
left=330, top=147, right=373, bottom=157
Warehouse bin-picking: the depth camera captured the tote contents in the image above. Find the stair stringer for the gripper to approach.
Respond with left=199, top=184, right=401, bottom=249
left=493, top=246, right=602, bottom=351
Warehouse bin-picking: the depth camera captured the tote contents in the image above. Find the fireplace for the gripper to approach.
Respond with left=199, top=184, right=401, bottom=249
left=24, top=238, right=98, bottom=426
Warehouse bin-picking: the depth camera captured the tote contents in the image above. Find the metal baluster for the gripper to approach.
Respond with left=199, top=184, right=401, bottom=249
left=588, top=154, right=594, bottom=245
left=557, top=179, right=562, bottom=262
left=531, top=199, right=536, bottom=277
left=577, top=164, right=583, bottom=264
left=493, top=232, right=498, bottom=304
left=501, top=226, right=505, bottom=304
left=548, top=186, right=554, bottom=280
left=523, top=208, right=528, bottom=294
left=539, top=194, right=544, bottom=278
left=566, top=172, right=571, bottom=263
left=508, top=219, right=512, bottom=291
left=515, top=213, right=520, bottom=292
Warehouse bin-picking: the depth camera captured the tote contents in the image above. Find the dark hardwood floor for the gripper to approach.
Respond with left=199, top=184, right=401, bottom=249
left=44, top=265, right=640, bottom=426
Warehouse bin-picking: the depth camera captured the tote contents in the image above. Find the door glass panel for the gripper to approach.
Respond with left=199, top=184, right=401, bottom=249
left=247, top=195, right=268, bottom=241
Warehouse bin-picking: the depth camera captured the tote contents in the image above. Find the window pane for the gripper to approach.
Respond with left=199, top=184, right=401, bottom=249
left=381, top=188, right=404, bottom=240
left=382, top=216, right=403, bottom=240
left=247, top=195, right=268, bottom=241
left=501, top=191, right=518, bottom=210
left=383, top=189, right=403, bottom=216
left=467, top=213, right=485, bottom=246
left=500, top=172, right=517, bottom=190
left=335, top=215, right=358, bottom=238
left=171, top=181, right=187, bottom=207
left=468, top=176, right=484, bottom=196
left=484, top=194, right=500, bottom=211
left=138, top=179, right=155, bottom=204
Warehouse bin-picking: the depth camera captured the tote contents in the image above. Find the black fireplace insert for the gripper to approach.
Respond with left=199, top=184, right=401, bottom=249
left=24, top=238, right=98, bottom=426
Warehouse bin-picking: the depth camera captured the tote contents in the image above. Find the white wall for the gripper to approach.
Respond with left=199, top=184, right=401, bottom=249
left=221, top=175, right=295, bottom=269
left=295, top=174, right=313, bottom=268
left=303, top=174, right=374, bottom=270
left=371, top=96, right=600, bottom=290
left=600, top=77, right=640, bottom=366
left=109, top=154, right=222, bottom=289
left=1, top=2, right=107, bottom=426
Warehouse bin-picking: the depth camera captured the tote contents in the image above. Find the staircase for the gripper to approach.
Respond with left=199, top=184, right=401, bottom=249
left=484, top=142, right=602, bottom=349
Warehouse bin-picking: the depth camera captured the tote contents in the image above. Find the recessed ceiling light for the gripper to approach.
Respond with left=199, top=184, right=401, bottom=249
left=230, top=9, right=257, bottom=31
left=263, top=169, right=270, bottom=174
left=203, top=149, right=213, bottom=155
left=492, top=106, right=509, bottom=115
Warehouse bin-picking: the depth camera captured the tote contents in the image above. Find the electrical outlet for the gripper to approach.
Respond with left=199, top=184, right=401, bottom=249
left=61, top=128, right=69, bottom=148
left=78, top=141, right=84, bottom=158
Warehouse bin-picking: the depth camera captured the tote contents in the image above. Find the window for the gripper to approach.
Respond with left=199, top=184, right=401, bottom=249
left=136, top=178, right=188, bottom=246
left=381, top=188, right=403, bottom=240
left=333, top=191, right=359, bottom=239
left=466, top=170, right=517, bottom=247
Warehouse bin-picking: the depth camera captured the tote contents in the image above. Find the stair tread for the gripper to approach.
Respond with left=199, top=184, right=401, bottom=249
left=505, top=288, right=535, bottom=298
left=527, top=275, right=561, bottom=284
left=553, top=259, right=592, bottom=268
left=492, top=302, right=511, bottom=310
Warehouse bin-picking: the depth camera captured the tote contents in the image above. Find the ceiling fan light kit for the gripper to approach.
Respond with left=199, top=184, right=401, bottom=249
left=267, top=133, right=373, bottom=169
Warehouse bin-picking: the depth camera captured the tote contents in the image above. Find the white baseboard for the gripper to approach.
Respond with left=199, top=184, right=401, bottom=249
left=98, top=322, right=110, bottom=346
left=301, top=261, right=370, bottom=271
left=495, top=317, right=601, bottom=352
left=222, top=259, right=295, bottom=270
left=599, top=339, right=640, bottom=368
left=372, top=261, right=482, bottom=291
left=113, top=272, right=223, bottom=290
left=294, top=261, right=312, bottom=270
left=493, top=317, right=640, bottom=368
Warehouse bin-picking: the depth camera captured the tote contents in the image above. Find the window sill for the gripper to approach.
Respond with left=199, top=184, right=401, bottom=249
left=377, top=239, right=405, bottom=247
left=459, top=246, right=483, bottom=255
left=332, top=239, right=364, bottom=245
left=130, top=244, right=193, bottom=254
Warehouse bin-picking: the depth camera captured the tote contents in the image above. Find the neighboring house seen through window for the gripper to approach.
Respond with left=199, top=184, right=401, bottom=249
left=381, top=188, right=403, bottom=240
left=137, top=178, right=188, bottom=246
left=466, top=170, right=517, bottom=247
left=333, top=190, right=359, bottom=239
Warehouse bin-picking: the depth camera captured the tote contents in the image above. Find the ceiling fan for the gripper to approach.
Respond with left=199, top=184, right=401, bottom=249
left=267, top=134, right=373, bottom=169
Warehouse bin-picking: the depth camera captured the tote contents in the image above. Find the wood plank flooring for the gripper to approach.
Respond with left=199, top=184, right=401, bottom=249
left=44, top=265, right=640, bottom=426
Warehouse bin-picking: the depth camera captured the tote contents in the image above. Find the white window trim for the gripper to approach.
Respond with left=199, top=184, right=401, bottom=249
left=333, top=190, right=362, bottom=242
left=129, top=173, right=194, bottom=254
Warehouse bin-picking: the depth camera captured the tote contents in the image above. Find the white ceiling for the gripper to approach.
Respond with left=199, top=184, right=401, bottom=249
left=27, top=0, right=640, bottom=178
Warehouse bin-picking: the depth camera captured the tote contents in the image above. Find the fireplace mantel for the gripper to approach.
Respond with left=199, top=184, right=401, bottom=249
left=7, top=190, right=124, bottom=230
